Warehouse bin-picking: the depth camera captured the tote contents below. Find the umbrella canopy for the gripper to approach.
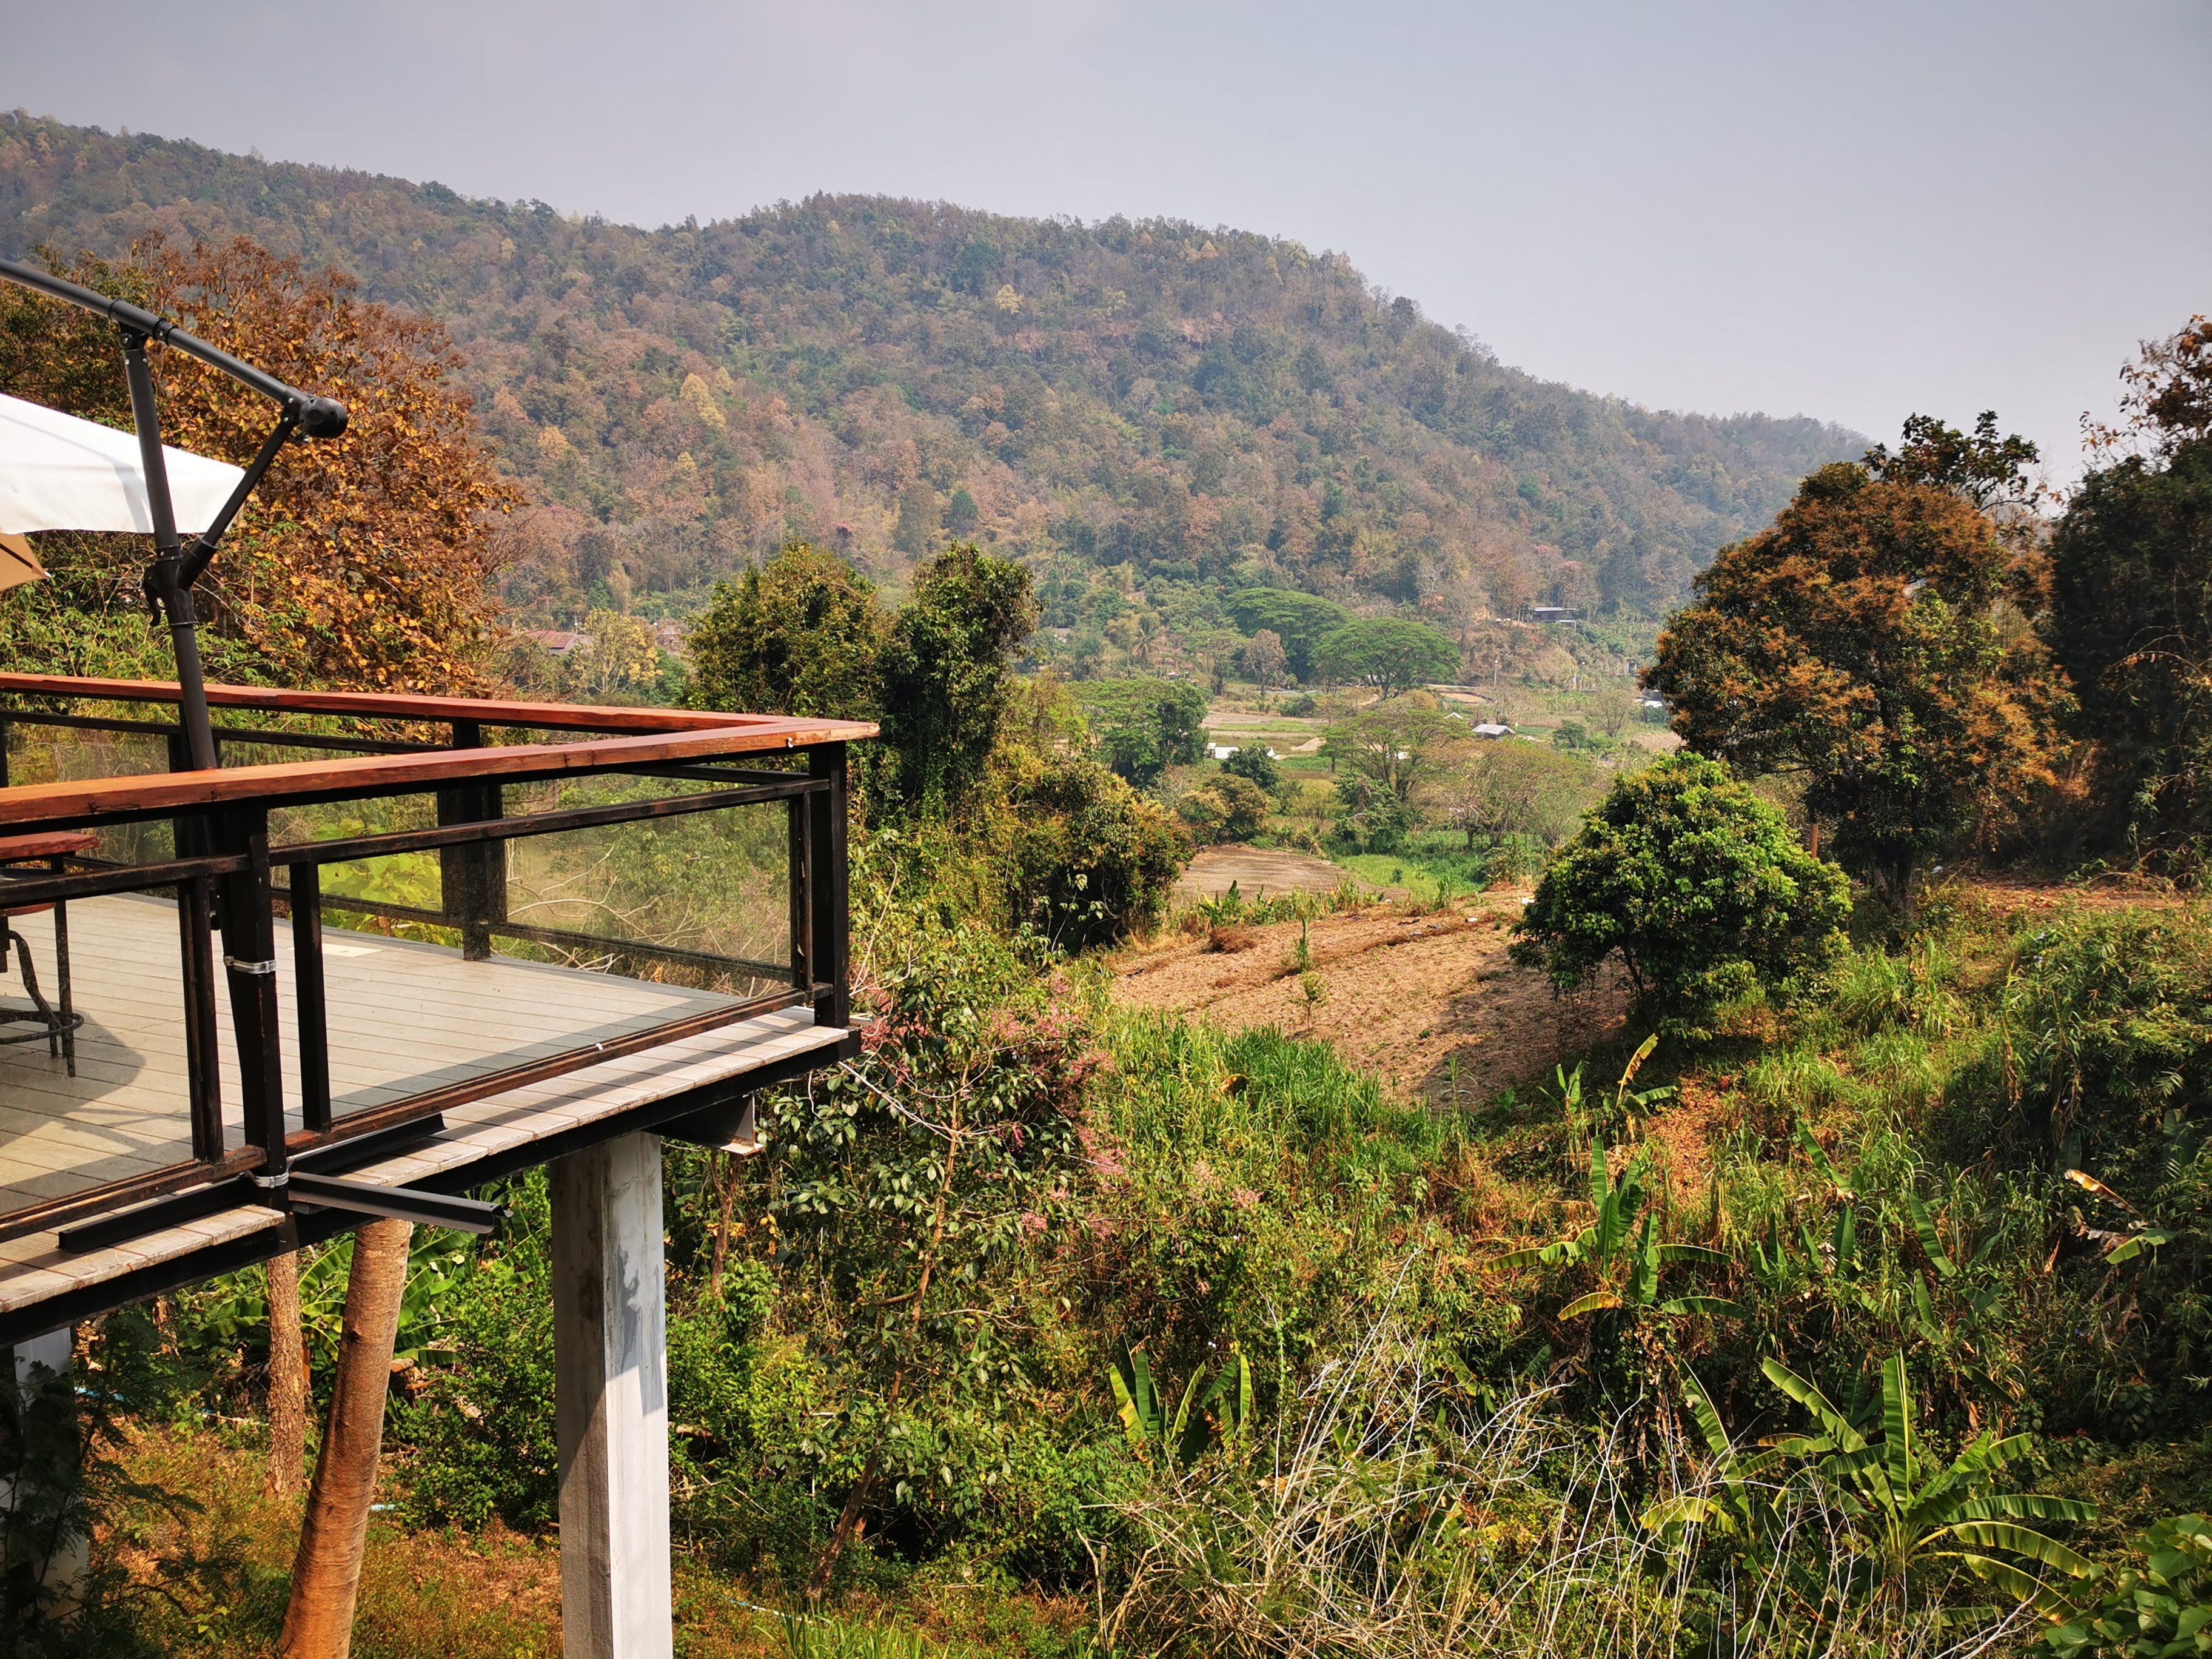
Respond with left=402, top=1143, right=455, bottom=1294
left=0, top=532, right=45, bottom=593
left=0, top=390, right=244, bottom=537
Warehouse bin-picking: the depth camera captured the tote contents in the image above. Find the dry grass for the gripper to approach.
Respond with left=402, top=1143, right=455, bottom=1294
left=78, top=1427, right=1083, bottom=1659
left=1100, top=1312, right=2043, bottom=1659
left=1113, top=899, right=1629, bottom=1105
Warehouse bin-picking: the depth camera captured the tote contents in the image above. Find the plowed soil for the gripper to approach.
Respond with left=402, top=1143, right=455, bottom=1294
left=1174, top=845, right=1389, bottom=902
left=1111, top=896, right=1630, bottom=1105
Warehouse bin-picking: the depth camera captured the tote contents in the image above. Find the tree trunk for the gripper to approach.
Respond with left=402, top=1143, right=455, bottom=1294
left=278, top=1219, right=411, bottom=1659
left=264, top=1249, right=308, bottom=1499
left=708, top=1152, right=737, bottom=1298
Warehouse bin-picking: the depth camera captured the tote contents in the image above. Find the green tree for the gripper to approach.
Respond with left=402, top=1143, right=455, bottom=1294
left=892, top=478, right=940, bottom=557
left=1225, top=590, right=1352, bottom=682
left=1430, top=742, right=1595, bottom=849
left=1003, top=755, right=1190, bottom=948
left=1313, top=616, right=1461, bottom=697
left=1176, top=773, right=1270, bottom=845
left=1647, top=430, right=2062, bottom=909
left=1071, top=678, right=1210, bottom=788
left=877, top=543, right=1037, bottom=812
left=1512, top=754, right=1849, bottom=1031
left=1236, top=628, right=1287, bottom=699
left=1322, top=699, right=1466, bottom=852
left=945, top=484, right=980, bottom=535
left=2048, top=321, right=2212, bottom=859
left=1219, top=743, right=1281, bottom=794
left=1864, top=410, right=2042, bottom=509
left=685, top=540, right=883, bottom=720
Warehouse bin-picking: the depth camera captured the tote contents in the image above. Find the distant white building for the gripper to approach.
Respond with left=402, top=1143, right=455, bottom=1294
left=1472, top=722, right=1514, bottom=740
left=1208, top=743, right=1278, bottom=762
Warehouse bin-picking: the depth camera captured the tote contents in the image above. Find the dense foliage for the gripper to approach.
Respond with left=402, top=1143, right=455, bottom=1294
left=2049, top=321, right=2212, bottom=863
left=1066, top=679, right=1208, bottom=787
left=684, top=540, right=883, bottom=720
left=0, top=112, right=1860, bottom=645
left=1650, top=434, right=2062, bottom=906
left=1512, top=753, right=1850, bottom=1028
left=0, top=239, right=514, bottom=691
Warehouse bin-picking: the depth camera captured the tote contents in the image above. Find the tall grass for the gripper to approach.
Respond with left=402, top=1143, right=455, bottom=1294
left=1102, top=1016, right=1441, bottom=1195
left=1099, top=1312, right=2039, bottom=1659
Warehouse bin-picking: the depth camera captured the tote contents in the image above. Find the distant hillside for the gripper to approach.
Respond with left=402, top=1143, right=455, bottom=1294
left=0, top=112, right=1859, bottom=659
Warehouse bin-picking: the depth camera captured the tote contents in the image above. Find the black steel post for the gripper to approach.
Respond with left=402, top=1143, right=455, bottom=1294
left=178, top=876, right=223, bottom=1162
left=120, top=329, right=216, bottom=773
left=435, top=719, right=505, bottom=962
left=52, top=892, right=73, bottom=1078
left=786, top=788, right=810, bottom=997
left=213, top=811, right=287, bottom=1199
left=290, top=862, right=331, bottom=1134
left=807, top=744, right=849, bottom=1028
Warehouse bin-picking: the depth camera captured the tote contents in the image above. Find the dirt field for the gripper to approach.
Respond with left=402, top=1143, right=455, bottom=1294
left=1173, top=845, right=1386, bottom=902
left=1112, top=895, right=1629, bottom=1105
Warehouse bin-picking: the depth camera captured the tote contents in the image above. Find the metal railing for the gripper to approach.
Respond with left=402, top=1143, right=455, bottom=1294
left=0, top=675, right=870, bottom=1247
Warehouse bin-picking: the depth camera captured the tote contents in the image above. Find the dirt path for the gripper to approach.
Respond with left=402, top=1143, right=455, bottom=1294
left=1113, top=896, right=1629, bottom=1104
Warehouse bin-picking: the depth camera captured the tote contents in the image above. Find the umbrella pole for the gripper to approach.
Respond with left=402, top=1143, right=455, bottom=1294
left=121, top=329, right=218, bottom=773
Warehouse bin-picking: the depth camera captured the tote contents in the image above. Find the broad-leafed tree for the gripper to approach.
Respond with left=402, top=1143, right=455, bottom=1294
left=1647, top=422, right=2063, bottom=910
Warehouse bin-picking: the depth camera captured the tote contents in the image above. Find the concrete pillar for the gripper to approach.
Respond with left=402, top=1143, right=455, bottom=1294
left=551, top=1133, right=672, bottom=1659
left=7, top=1327, right=89, bottom=1609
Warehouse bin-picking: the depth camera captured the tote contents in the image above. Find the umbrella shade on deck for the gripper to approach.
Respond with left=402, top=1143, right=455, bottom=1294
left=0, top=390, right=244, bottom=537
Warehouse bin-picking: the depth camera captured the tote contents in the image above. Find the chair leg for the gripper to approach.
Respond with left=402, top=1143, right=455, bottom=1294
left=54, top=900, right=75, bottom=1078
left=10, top=925, right=65, bottom=1062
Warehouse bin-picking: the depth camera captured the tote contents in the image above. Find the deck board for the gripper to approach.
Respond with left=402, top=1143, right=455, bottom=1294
left=0, top=894, right=846, bottom=1324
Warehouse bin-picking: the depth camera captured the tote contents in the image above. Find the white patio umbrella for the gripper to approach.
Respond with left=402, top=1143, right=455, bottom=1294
left=0, top=390, right=244, bottom=540
left=0, top=257, right=345, bottom=768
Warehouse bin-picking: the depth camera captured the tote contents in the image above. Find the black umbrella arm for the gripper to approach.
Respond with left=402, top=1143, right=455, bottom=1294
left=0, top=255, right=348, bottom=771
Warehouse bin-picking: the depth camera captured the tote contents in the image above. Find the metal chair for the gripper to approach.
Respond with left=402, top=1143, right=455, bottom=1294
left=0, top=831, right=96, bottom=1076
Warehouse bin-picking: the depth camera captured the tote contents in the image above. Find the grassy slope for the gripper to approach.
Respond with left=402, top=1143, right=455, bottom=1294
left=54, top=880, right=2212, bottom=1654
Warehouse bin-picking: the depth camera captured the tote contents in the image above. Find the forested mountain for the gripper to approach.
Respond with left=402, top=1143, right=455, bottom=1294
left=0, top=111, right=1858, bottom=644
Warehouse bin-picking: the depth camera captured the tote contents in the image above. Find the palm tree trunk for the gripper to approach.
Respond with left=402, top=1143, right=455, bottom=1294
left=278, top=1219, right=411, bottom=1659
left=264, top=1249, right=308, bottom=1498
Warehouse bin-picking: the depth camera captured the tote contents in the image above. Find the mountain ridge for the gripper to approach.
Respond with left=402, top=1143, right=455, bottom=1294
left=0, top=111, right=1861, bottom=664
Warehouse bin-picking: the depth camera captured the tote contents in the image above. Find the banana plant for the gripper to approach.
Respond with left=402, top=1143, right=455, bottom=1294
left=1489, top=1139, right=1735, bottom=1319
left=1110, top=1346, right=1255, bottom=1468
left=1556, top=1034, right=1680, bottom=1152
left=1761, top=1352, right=2098, bottom=1609
left=1641, top=1369, right=1786, bottom=1548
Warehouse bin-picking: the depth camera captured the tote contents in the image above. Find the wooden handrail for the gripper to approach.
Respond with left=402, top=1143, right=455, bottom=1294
left=0, top=709, right=876, bottom=833
left=0, top=673, right=776, bottom=734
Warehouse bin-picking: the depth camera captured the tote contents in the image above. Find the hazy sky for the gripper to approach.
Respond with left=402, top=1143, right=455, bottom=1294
left=9, top=1, right=2208, bottom=478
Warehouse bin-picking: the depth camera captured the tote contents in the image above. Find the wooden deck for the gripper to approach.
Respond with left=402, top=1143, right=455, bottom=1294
left=0, top=894, right=846, bottom=1327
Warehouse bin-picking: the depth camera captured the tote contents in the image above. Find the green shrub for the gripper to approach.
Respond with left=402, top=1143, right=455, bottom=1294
left=686, top=540, right=885, bottom=720
left=1512, top=754, right=1851, bottom=1033
left=1002, top=756, right=1189, bottom=950
left=1070, top=679, right=1209, bottom=788
left=2041, top=1514, right=2212, bottom=1658
left=1218, top=744, right=1281, bottom=794
left=1175, top=774, right=1269, bottom=845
